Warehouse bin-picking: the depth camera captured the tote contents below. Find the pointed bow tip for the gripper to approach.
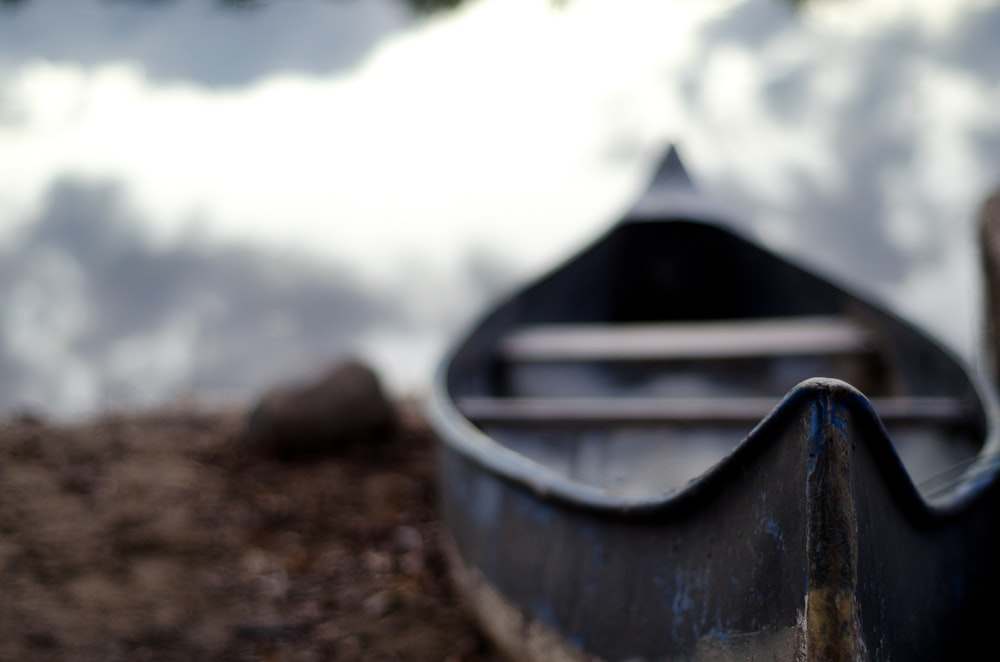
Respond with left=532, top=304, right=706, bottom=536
left=793, top=377, right=865, bottom=398
left=624, top=142, right=727, bottom=222
left=650, top=143, right=694, bottom=192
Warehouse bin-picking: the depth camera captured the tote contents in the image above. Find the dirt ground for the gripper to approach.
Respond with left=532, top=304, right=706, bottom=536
left=0, top=400, right=501, bottom=661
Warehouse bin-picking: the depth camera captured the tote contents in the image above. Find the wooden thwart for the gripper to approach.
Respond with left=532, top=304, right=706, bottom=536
left=500, top=316, right=874, bottom=362
left=458, top=396, right=969, bottom=426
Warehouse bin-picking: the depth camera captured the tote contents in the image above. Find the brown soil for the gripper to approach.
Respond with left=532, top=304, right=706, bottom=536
left=0, top=401, right=501, bottom=662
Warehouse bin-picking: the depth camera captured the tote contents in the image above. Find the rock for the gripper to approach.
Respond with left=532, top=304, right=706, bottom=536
left=239, top=359, right=397, bottom=459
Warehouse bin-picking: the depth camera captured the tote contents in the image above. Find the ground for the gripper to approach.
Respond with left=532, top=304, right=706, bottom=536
left=0, top=400, right=501, bottom=661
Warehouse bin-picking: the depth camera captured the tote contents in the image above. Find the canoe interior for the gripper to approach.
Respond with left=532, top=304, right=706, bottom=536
left=447, top=220, right=987, bottom=498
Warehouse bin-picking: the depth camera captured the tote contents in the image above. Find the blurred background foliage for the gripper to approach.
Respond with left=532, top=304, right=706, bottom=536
left=0, top=0, right=814, bottom=14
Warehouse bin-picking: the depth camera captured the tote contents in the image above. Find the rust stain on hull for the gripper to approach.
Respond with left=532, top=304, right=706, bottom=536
left=804, top=390, right=863, bottom=661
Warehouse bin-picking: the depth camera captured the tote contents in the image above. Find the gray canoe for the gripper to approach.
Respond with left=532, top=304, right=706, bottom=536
left=426, top=146, right=1000, bottom=661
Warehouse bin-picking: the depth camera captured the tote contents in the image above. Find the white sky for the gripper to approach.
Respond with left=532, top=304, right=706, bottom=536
left=1, top=0, right=999, bottom=415
left=1, top=1, right=728, bottom=276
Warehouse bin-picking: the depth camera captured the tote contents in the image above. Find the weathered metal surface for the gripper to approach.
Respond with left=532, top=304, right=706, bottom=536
left=804, top=387, right=860, bottom=661
left=428, top=146, right=1000, bottom=660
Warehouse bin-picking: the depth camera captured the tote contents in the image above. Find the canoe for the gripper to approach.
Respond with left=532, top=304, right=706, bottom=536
left=425, top=146, right=1000, bottom=660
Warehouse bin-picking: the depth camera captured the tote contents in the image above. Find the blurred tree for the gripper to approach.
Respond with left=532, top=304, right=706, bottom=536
left=216, top=0, right=265, bottom=9
left=0, top=0, right=820, bottom=13
left=397, top=0, right=817, bottom=14
left=401, top=0, right=465, bottom=13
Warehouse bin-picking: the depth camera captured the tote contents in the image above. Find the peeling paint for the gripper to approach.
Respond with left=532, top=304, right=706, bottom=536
left=763, top=518, right=787, bottom=552
left=671, top=575, right=696, bottom=643
left=704, top=628, right=730, bottom=646
left=534, top=602, right=559, bottom=629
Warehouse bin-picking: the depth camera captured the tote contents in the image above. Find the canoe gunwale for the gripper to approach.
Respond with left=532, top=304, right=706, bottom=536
left=427, top=223, right=1000, bottom=519
left=430, top=366, right=999, bottom=519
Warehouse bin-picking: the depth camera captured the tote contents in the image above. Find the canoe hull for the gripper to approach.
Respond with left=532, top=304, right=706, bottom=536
left=430, top=147, right=1000, bottom=660
left=437, top=380, right=1000, bottom=660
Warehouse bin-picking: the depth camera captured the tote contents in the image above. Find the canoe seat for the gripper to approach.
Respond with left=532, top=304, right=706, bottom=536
left=499, top=316, right=875, bottom=362
left=457, top=396, right=969, bottom=426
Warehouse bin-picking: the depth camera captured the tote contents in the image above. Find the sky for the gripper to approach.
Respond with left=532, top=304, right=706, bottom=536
left=1, top=0, right=999, bottom=419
